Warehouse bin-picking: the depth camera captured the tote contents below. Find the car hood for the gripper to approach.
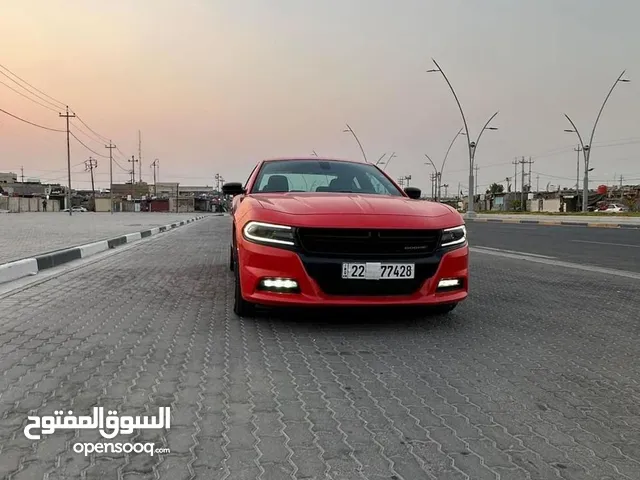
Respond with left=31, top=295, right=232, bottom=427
left=252, top=193, right=452, bottom=217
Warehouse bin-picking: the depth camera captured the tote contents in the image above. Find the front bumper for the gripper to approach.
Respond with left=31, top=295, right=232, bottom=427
left=238, top=240, right=468, bottom=307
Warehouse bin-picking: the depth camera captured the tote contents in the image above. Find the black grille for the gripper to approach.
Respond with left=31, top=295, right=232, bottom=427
left=297, top=228, right=441, bottom=257
left=301, top=257, right=441, bottom=296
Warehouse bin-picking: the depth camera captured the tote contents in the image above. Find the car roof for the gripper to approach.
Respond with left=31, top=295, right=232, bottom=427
left=261, top=157, right=369, bottom=166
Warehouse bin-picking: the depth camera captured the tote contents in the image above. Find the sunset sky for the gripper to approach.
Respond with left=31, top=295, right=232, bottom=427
left=1, top=0, right=639, bottom=194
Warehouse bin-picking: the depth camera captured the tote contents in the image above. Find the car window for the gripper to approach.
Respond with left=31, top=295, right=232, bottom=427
left=364, top=171, right=388, bottom=194
left=250, top=160, right=403, bottom=196
left=244, top=164, right=259, bottom=190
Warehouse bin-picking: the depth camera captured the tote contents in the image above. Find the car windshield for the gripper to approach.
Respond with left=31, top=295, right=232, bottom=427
left=250, top=160, right=404, bottom=196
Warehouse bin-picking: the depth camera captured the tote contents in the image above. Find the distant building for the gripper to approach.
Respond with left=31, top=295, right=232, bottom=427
left=110, top=182, right=150, bottom=199
left=0, top=172, right=18, bottom=184
left=153, top=183, right=213, bottom=198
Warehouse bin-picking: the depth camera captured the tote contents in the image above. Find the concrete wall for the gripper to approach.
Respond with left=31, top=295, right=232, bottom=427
left=95, top=198, right=112, bottom=212
left=530, top=198, right=561, bottom=213
left=0, top=197, right=60, bottom=212
left=169, top=197, right=195, bottom=213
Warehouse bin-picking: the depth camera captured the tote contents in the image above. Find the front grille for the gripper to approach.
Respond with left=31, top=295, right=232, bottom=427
left=297, top=228, right=441, bottom=257
left=301, top=258, right=440, bottom=296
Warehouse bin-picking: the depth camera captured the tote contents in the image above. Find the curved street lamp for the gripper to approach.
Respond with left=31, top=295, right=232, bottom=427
left=427, top=59, right=499, bottom=215
left=382, top=152, right=396, bottom=171
left=343, top=123, right=368, bottom=163
left=423, top=127, right=465, bottom=201
left=563, top=69, right=630, bottom=212
left=423, top=154, right=438, bottom=200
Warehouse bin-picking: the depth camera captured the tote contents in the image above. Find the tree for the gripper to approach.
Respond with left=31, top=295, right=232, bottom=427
left=487, top=183, right=504, bottom=194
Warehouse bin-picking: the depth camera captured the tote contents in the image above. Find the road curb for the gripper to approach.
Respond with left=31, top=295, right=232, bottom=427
left=0, top=215, right=208, bottom=285
left=465, top=218, right=640, bottom=229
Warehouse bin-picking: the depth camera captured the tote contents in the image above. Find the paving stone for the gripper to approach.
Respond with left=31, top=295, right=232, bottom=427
left=0, top=215, right=638, bottom=479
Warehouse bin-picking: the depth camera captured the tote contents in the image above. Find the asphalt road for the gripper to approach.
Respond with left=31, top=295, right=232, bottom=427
left=0, top=215, right=639, bottom=479
left=467, top=221, right=640, bottom=273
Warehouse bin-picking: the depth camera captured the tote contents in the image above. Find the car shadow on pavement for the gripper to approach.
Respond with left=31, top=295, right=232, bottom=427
left=249, top=305, right=466, bottom=333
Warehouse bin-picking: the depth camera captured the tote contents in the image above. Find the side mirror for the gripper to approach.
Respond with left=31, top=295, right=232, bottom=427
left=222, top=182, right=245, bottom=196
left=404, top=187, right=421, bottom=199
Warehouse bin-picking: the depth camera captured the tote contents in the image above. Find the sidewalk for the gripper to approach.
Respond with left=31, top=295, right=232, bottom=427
left=464, top=213, right=640, bottom=228
left=0, top=212, right=213, bottom=265
left=0, top=213, right=213, bottom=285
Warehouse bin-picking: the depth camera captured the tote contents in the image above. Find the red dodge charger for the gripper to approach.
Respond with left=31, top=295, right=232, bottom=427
left=223, top=158, right=468, bottom=316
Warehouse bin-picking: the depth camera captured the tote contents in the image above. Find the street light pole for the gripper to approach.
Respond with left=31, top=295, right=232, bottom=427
left=563, top=69, right=630, bottom=212
left=343, top=123, right=368, bottom=163
left=382, top=152, right=396, bottom=171
left=437, top=127, right=464, bottom=201
left=427, top=59, right=498, bottom=215
left=424, top=153, right=438, bottom=200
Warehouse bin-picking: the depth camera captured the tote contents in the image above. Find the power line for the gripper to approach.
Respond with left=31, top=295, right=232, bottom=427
left=72, top=114, right=111, bottom=143
left=70, top=121, right=109, bottom=146
left=0, top=107, right=65, bottom=132
left=0, top=70, right=63, bottom=111
left=0, top=62, right=136, bottom=168
left=113, top=157, right=129, bottom=173
left=0, top=79, right=60, bottom=113
left=0, top=62, right=66, bottom=108
left=70, top=132, right=109, bottom=158
left=532, top=137, right=640, bottom=160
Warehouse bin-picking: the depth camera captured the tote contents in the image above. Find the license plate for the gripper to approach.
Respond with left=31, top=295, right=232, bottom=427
left=341, top=262, right=415, bottom=280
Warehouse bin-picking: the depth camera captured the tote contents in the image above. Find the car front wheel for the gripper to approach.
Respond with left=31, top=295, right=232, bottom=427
left=233, top=256, right=256, bottom=317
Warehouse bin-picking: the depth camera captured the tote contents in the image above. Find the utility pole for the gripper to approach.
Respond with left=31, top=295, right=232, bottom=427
left=536, top=175, right=540, bottom=193
left=138, top=130, right=142, bottom=183
left=60, top=106, right=76, bottom=215
left=521, top=156, right=526, bottom=210
left=20, top=166, right=24, bottom=183
left=151, top=159, right=159, bottom=196
left=619, top=175, right=623, bottom=190
left=85, top=157, right=98, bottom=208
left=457, top=181, right=461, bottom=201
left=430, top=173, right=435, bottom=199
left=105, top=141, right=116, bottom=214
left=513, top=158, right=518, bottom=195
left=443, top=184, right=449, bottom=198
left=175, top=183, right=179, bottom=213
left=128, top=155, right=139, bottom=200
left=526, top=157, right=534, bottom=210
left=574, top=146, right=582, bottom=194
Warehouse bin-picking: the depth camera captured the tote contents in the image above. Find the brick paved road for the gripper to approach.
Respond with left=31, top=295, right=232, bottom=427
left=0, top=212, right=211, bottom=264
left=0, top=216, right=639, bottom=479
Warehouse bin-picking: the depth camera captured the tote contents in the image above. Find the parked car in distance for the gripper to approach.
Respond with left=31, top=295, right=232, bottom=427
left=599, top=203, right=628, bottom=213
left=61, top=206, right=88, bottom=212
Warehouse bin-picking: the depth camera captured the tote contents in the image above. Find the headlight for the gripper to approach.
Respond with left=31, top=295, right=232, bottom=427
left=440, top=225, right=466, bottom=247
left=243, top=221, right=295, bottom=246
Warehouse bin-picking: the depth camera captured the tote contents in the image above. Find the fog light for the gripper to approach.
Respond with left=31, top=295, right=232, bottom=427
left=258, top=278, right=299, bottom=292
left=438, top=279, right=461, bottom=288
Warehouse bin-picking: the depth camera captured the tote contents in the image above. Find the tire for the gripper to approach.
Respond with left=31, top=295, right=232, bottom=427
left=228, top=245, right=234, bottom=272
left=431, top=303, right=458, bottom=315
left=233, top=255, right=256, bottom=317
